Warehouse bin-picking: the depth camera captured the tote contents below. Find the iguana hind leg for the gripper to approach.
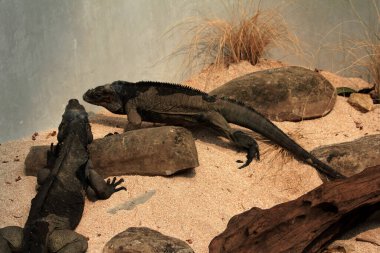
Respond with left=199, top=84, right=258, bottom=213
left=232, top=131, right=260, bottom=169
left=48, top=229, right=87, bottom=253
left=0, top=226, right=23, bottom=253
left=199, top=112, right=260, bottom=168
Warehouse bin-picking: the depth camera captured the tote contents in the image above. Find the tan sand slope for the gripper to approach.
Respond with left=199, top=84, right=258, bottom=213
left=0, top=64, right=379, bottom=252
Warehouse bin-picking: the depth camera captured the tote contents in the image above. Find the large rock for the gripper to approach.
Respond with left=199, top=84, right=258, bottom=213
left=24, top=126, right=199, bottom=177
left=311, top=135, right=380, bottom=177
left=103, top=227, right=194, bottom=253
left=210, top=66, right=337, bottom=122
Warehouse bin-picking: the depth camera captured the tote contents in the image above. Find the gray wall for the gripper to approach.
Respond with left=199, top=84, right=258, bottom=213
left=0, top=0, right=376, bottom=142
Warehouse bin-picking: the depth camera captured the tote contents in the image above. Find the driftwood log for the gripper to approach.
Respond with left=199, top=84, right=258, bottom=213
left=25, top=126, right=199, bottom=177
left=209, top=165, right=380, bottom=253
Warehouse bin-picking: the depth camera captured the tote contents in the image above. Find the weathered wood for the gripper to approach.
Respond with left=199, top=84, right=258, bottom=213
left=25, top=126, right=199, bottom=177
left=209, top=165, right=380, bottom=253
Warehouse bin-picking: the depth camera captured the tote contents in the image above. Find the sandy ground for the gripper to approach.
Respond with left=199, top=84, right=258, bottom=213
left=0, top=62, right=379, bottom=252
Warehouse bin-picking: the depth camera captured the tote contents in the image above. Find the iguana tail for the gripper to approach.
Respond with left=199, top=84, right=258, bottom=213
left=217, top=99, right=345, bottom=180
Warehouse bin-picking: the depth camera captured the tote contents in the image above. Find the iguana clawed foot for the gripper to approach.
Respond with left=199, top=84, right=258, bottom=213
left=106, top=177, right=127, bottom=193
left=239, top=144, right=260, bottom=169
left=231, top=131, right=260, bottom=169
left=86, top=169, right=127, bottom=201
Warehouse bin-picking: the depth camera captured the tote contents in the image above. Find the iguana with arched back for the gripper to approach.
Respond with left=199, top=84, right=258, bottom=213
left=0, top=99, right=126, bottom=253
left=83, top=81, right=345, bottom=180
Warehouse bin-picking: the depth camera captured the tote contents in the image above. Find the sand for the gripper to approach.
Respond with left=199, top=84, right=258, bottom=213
left=0, top=62, right=379, bottom=252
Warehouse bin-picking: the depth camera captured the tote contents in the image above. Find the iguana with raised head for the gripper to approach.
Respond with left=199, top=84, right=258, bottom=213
left=0, top=99, right=126, bottom=253
left=83, top=81, right=345, bottom=180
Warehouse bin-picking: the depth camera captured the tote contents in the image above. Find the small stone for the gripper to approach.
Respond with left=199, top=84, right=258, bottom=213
left=46, top=131, right=57, bottom=139
left=32, top=132, right=39, bottom=141
left=15, top=176, right=21, bottom=182
left=348, top=93, right=374, bottom=112
left=103, top=227, right=194, bottom=253
left=354, top=121, right=363, bottom=130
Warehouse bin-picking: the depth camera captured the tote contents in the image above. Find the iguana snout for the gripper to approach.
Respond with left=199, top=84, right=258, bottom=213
left=83, top=84, right=124, bottom=114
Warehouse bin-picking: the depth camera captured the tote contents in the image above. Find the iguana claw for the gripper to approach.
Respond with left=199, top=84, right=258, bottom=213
left=239, top=144, right=260, bottom=169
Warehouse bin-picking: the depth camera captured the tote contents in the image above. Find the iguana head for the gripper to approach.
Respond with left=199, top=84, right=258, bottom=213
left=58, top=99, right=93, bottom=144
left=83, top=83, right=124, bottom=114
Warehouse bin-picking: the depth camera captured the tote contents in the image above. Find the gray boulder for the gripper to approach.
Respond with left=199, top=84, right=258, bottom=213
left=311, top=134, right=380, bottom=177
left=210, top=66, right=336, bottom=122
left=103, top=227, right=194, bottom=253
left=25, top=126, right=199, bottom=177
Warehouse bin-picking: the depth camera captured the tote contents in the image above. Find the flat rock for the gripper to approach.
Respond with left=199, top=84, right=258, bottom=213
left=103, top=227, right=194, bottom=253
left=320, top=71, right=373, bottom=91
left=24, top=126, right=199, bottom=177
left=347, top=93, right=374, bottom=112
left=311, top=134, right=380, bottom=177
left=209, top=66, right=336, bottom=122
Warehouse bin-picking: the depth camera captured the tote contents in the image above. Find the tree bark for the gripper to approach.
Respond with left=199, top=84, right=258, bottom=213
left=209, top=165, right=380, bottom=253
left=25, top=126, right=199, bottom=177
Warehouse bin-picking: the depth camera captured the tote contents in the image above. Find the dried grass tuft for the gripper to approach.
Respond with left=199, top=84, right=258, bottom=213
left=336, top=0, right=380, bottom=100
left=167, top=0, right=299, bottom=76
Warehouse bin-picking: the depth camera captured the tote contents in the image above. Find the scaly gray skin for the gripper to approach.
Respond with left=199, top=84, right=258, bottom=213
left=83, top=81, right=345, bottom=180
left=0, top=99, right=126, bottom=253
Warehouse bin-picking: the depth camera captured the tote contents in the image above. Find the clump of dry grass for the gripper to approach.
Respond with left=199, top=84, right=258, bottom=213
left=168, top=0, right=299, bottom=74
left=339, top=38, right=380, bottom=101
left=362, top=42, right=380, bottom=99
left=370, top=44, right=380, bottom=97
left=337, top=0, right=380, bottom=100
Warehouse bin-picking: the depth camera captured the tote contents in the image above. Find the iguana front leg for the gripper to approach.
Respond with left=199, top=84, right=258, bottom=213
left=85, top=161, right=126, bottom=201
left=199, top=111, right=260, bottom=168
left=124, top=102, right=142, bottom=131
left=37, top=143, right=59, bottom=186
